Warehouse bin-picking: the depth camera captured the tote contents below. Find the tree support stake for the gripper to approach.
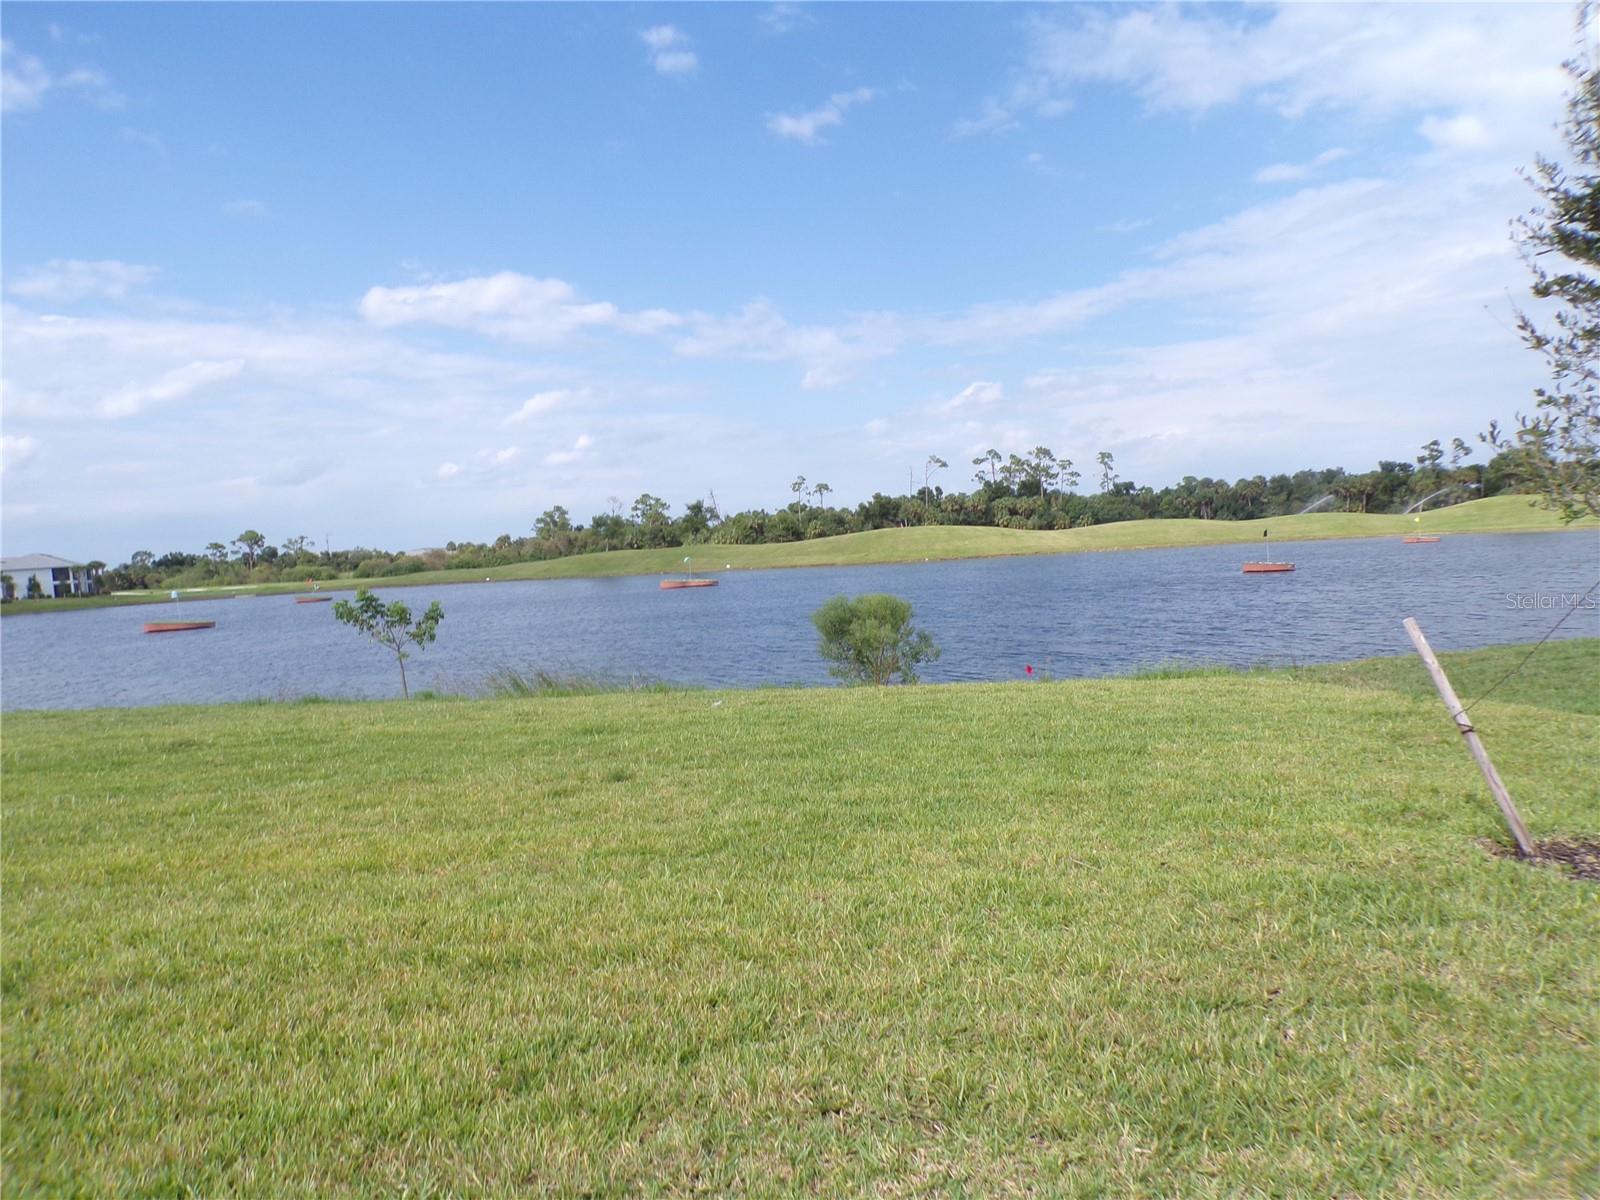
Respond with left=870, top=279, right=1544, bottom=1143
left=1403, top=617, right=1534, bottom=857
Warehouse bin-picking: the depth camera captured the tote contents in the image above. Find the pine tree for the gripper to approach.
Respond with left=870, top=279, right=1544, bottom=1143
left=1499, top=7, right=1600, bottom=520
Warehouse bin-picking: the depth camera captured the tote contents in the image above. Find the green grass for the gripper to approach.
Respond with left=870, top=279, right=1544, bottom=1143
left=482, top=667, right=690, bottom=698
left=4, top=643, right=1597, bottom=1196
left=1, top=582, right=338, bottom=615
left=1133, top=638, right=1600, bottom=716
left=7, top=494, right=1593, bottom=615
left=1298, top=637, right=1600, bottom=716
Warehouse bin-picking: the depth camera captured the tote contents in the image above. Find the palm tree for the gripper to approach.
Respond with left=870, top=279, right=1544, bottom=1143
left=1233, top=476, right=1265, bottom=518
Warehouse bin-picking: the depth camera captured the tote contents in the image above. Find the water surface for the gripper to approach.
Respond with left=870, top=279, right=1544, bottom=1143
left=2, top=531, right=1595, bottom=710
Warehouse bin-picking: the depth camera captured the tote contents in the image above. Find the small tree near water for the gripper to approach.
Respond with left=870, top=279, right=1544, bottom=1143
left=812, top=593, right=940, bottom=686
left=332, top=588, right=444, bottom=699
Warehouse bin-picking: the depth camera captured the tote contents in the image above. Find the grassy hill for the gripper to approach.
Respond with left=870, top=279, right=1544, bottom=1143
left=5, top=641, right=1596, bottom=1195
left=8, top=494, right=1594, bottom=615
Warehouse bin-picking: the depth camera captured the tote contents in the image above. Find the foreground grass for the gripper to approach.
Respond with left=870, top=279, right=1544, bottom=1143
left=1138, top=638, right=1600, bottom=717
left=9, top=494, right=1593, bottom=615
left=4, top=652, right=1597, bottom=1196
left=1297, top=637, right=1600, bottom=716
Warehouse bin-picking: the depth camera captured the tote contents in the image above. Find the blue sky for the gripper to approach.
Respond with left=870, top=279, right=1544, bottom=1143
left=0, top=2, right=1577, bottom=561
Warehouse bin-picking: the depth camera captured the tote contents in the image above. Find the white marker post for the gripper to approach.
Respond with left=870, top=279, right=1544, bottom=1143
left=1403, top=617, right=1534, bottom=857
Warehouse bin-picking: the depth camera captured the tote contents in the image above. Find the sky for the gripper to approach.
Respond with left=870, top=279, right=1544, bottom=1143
left=0, top=2, right=1583, bottom=562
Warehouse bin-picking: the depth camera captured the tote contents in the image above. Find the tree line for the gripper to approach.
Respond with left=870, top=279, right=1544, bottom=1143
left=89, top=437, right=1538, bottom=592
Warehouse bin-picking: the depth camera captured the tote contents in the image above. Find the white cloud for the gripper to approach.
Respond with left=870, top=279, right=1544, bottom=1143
left=864, top=417, right=890, bottom=436
left=8, top=259, right=158, bottom=304
left=929, top=279, right=1135, bottom=346
left=255, top=458, right=325, bottom=488
left=1015, top=172, right=1544, bottom=472
left=955, top=4, right=1566, bottom=165
left=1417, top=113, right=1490, bottom=151
left=0, top=297, right=721, bottom=556
left=1253, top=147, right=1349, bottom=184
left=360, top=271, right=673, bottom=346
left=935, top=380, right=1004, bottom=415
left=432, top=445, right=523, bottom=485
left=653, top=51, right=698, bottom=76
left=507, top=388, right=590, bottom=425
left=46, top=23, right=100, bottom=47
left=56, top=65, right=122, bottom=109
left=801, top=129, right=1550, bottom=479
left=640, top=25, right=684, bottom=51
left=1, top=40, right=50, bottom=112
left=544, top=433, right=594, bottom=466
left=767, top=87, right=876, bottom=144
left=1016, top=4, right=1566, bottom=150
left=952, top=96, right=1019, bottom=138
left=1098, top=217, right=1153, bottom=235
left=1022, top=149, right=1063, bottom=178
left=675, top=299, right=896, bottom=389
left=1, top=40, right=121, bottom=114
left=121, top=127, right=167, bottom=156
left=100, top=359, right=246, bottom=418
left=365, top=270, right=884, bottom=389
left=3, top=302, right=561, bottom=430
left=1, top=432, right=38, bottom=473
left=760, top=4, right=815, bottom=36
left=223, top=198, right=269, bottom=219
left=641, top=25, right=698, bottom=76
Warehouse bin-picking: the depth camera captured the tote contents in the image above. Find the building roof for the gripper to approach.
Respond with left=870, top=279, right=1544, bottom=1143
left=0, top=554, right=88, bottom=571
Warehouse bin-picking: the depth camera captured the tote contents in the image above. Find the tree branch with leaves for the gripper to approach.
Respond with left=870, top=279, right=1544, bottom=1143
left=1500, top=10, right=1600, bottom=521
left=332, top=588, right=444, bottom=699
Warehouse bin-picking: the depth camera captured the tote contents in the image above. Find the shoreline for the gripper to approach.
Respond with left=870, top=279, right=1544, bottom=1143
left=5, top=496, right=1594, bottom=616
left=4, top=634, right=1595, bottom=716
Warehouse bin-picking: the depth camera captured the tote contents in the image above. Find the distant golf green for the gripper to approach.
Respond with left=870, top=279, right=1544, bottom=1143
left=7, top=494, right=1594, bottom=614
left=5, top=639, right=1596, bottom=1195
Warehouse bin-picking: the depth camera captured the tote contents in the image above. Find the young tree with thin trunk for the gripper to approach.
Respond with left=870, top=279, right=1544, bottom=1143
left=1097, top=451, right=1117, bottom=494
left=332, top=589, right=444, bottom=699
left=923, top=455, right=947, bottom=510
left=970, top=449, right=1001, bottom=487
left=1029, top=446, right=1058, bottom=505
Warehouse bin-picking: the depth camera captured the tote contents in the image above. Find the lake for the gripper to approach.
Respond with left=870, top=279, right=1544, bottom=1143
left=2, top=530, right=1596, bottom=710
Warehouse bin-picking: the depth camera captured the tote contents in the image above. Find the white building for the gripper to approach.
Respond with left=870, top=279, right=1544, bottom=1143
left=0, top=554, right=96, bottom=600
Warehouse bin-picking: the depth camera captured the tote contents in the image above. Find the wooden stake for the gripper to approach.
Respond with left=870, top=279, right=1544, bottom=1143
left=1403, top=617, right=1535, bottom=857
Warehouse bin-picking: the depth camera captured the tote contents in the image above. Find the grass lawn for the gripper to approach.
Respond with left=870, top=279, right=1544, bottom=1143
left=1296, top=636, right=1600, bottom=716
left=7, top=493, right=1594, bottom=615
left=3, top=642, right=1597, bottom=1196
